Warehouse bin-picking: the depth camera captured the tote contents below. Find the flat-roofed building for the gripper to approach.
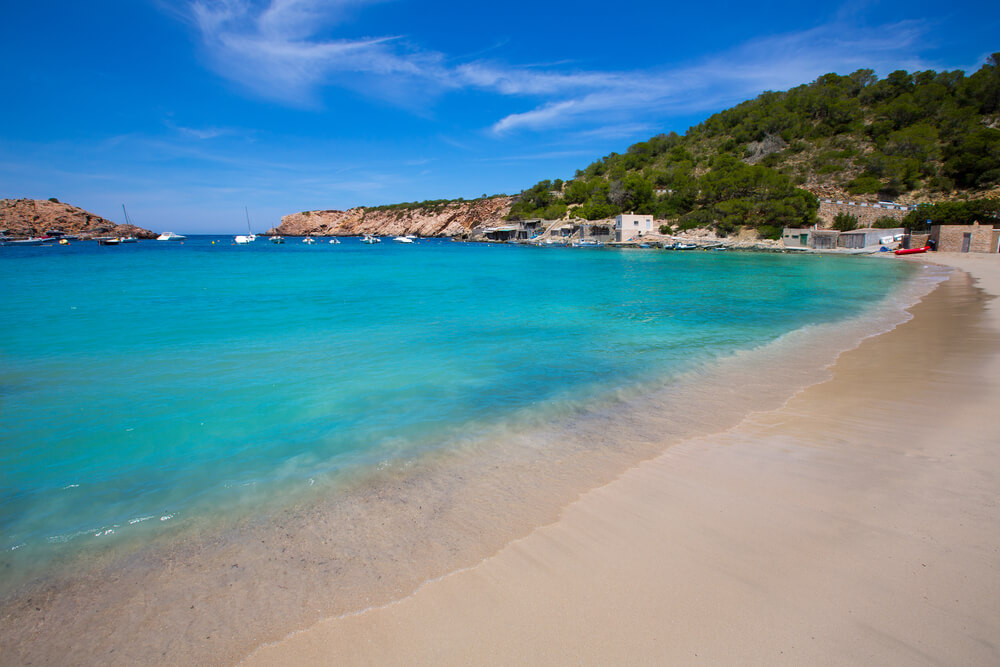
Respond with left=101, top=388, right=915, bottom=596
left=782, top=228, right=812, bottom=248
left=929, top=222, right=999, bottom=253
left=615, top=213, right=653, bottom=242
left=837, top=227, right=905, bottom=249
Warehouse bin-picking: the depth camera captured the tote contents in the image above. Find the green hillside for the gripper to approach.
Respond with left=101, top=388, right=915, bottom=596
left=506, top=53, right=1000, bottom=238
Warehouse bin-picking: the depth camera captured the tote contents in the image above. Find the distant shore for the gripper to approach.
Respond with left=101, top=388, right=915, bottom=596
left=244, top=253, right=1000, bottom=665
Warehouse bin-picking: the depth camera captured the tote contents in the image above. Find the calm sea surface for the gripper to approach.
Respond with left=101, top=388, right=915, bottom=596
left=1, top=237, right=916, bottom=580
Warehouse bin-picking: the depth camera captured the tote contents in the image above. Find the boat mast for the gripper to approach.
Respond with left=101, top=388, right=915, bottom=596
left=245, top=206, right=253, bottom=235
left=122, top=204, right=131, bottom=226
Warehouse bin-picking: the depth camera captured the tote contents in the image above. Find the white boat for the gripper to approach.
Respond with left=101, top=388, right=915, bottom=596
left=673, top=243, right=698, bottom=250
left=303, top=236, right=316, bottom=244
left=328, top=238, right=340, bottom=244
left=360, top=234, right=380, bottom=244
left=270, top=236, right=285, bottom=244
left=4, top=237, right=53, bottom=246
left=235, top=207, right=256, bottom=244
left=157, top=232, right=186, bottom=241
left=392, top=236, right=414, bottom=243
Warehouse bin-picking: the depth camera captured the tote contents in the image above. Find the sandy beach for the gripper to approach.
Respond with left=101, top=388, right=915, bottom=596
left=245, top=253, right=1000, bottom=666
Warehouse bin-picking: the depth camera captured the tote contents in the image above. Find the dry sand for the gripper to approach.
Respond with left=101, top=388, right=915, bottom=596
left=244, top=253, right=1000, bottom=666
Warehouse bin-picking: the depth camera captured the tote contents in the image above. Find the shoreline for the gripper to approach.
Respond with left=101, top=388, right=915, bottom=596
left=244, top=253, right=1000, bottom=665
left=0, top=255, right=956, bottom=665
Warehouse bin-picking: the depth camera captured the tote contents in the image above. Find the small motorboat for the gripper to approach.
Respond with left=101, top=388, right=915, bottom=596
left=392, top=236, right=414, bottom=243
left=97, top=237, right=121, bottom=246
left=361, top=234, right=381, bottom=244
left=329, top=238, right=340, bottom=244
left=302, top=236, right=316, bottom=244
left=157, top=232, right=186, bottom=241
left=270, top=235, right=285, bottom=244
left=894, top=246, right=930, bottom=255
left=674, top=243, right=698, bottom=250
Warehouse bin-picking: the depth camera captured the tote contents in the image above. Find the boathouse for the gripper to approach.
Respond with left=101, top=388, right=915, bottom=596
left=837, top=227, right=905, bottom=249
left=928, top=222, right=1000, bottom=253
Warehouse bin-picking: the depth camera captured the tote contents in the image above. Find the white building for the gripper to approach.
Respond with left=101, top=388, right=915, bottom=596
left=615, top=213, right=653, bottom=242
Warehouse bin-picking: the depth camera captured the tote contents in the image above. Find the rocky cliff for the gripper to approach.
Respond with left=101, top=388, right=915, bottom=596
left=271, top=197, right=514, bottom=237
left=0, top=199, right=156, bottom=239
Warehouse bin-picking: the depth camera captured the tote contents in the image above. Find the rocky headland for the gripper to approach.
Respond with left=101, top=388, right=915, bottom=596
left=270, top=196, right=513, bottom=238
left=0, top=199, right=156, bottom=239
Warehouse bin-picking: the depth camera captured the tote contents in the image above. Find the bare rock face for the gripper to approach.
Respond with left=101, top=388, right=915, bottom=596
left=0, top=199, right=156, bottom=239
left=271, top=197, right=514, bottom=237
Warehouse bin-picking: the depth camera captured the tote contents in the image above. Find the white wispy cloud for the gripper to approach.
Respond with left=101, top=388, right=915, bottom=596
left=182, top=1, right=933, bottom=133
left=189, top=0, right=436, bottom=104
left=489, top=21, right=932, bottom=133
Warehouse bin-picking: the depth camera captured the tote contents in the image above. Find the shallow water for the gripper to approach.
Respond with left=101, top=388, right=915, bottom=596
left=2, top=239, right=918, bottom=582
left=3, top=239, right=956, bottom=664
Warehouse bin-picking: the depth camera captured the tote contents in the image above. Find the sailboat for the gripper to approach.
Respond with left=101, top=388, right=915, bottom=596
left=118, top=204, right=139, bottom=243
left=235, top=207, right=256, bottom=244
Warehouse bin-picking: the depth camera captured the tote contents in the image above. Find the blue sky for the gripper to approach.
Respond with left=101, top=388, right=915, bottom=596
left=1, top=1, right=996, bottom=233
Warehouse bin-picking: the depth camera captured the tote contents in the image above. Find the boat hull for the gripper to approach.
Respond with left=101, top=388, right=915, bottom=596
left=894, top=246, right=929, bottom=255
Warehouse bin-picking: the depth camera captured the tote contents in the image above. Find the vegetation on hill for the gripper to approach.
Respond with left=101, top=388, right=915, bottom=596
left=506, top=53, right=1000, bottom=236
left=364, top=194, right=510, bottom=215
left=903, top=198, right=1000, bottom=229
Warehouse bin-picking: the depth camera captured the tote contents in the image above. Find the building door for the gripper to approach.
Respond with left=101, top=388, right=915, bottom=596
left=962, top=233, right=972, bottom=253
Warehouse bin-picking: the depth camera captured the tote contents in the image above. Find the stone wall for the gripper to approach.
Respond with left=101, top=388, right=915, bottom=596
left=817, top=200, right=909, bottom=227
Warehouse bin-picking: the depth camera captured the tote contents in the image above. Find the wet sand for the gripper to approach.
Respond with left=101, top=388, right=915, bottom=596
left=245, top=253, right=1000, bottom=665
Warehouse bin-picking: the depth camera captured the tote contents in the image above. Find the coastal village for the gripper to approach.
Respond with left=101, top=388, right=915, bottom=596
left=475, top=202, right=1000, bottom=254
left=3, top=194, right=999, bottom=254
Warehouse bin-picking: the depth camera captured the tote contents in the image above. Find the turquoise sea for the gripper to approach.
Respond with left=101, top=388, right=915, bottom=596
left=1, top=237, right=919, bottom=586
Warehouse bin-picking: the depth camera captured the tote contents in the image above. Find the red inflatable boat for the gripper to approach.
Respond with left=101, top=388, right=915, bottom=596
left=894, top=245, right=930, bottom=255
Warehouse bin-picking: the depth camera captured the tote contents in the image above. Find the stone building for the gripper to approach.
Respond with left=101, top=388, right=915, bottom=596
left=929, top=223, right=1000, bottom=253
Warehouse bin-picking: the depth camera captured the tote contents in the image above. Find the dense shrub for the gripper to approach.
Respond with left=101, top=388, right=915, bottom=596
left=872, top=216, right=903, bottom=228
left=832, top=212, right=859, bottom=231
